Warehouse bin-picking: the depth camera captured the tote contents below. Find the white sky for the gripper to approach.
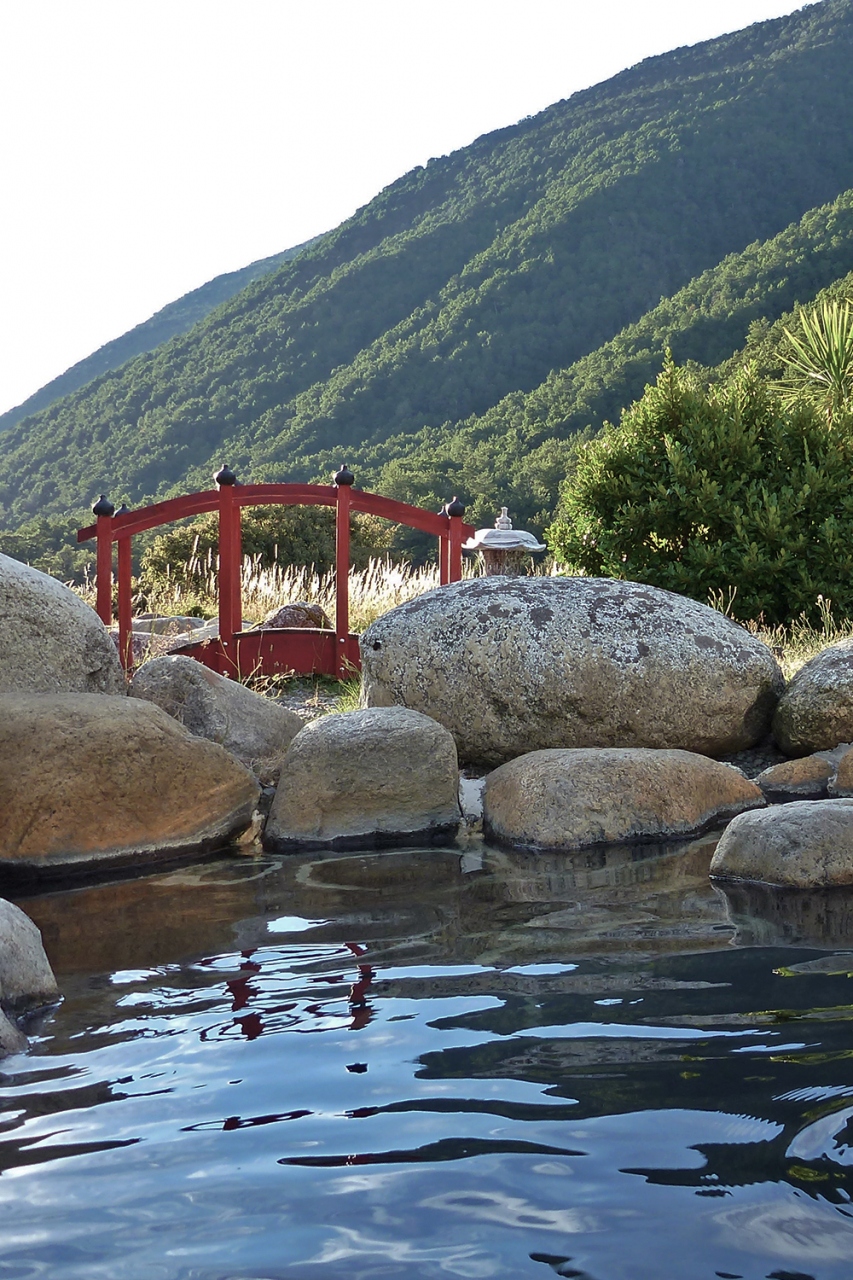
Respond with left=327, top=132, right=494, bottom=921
left=0, top=0, right=807, bottom=417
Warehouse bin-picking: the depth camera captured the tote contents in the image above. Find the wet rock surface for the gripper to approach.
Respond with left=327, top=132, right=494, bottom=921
left=773, top=638, right=853, bottom=755
left=710, top=797, right=853, bottom=887
left=0, top=553, right=124, bottom=696
left=483, top=747, right=764, bottom=851
left=0, top=693, right=259, bottom=876
left=264, top=706, right=461, bottom=852
left=361, top=576, right=784, bottom=765
left=129, top=655, right=303, bottom=782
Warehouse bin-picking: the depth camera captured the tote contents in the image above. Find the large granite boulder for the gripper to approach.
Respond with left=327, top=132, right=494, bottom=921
left=710, top=799, right=853, bottom=887
left=0, top=553, right=124, bottom=695
left=361, top=577, right=784, bottom=765
left=129, top=655, right=303, bottom=782
left=264, top=707, right=461, bottom=851
left=773, top=640, right=853, bottom=755
left=0, top=899, right=59, bottom=1058
left=483, top=748, right=763, bottom=851
left=0, top=693, right=259, bottom=876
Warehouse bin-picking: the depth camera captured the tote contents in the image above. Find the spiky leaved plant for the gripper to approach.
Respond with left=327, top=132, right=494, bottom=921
left=777, top=298, right=853, bottom=425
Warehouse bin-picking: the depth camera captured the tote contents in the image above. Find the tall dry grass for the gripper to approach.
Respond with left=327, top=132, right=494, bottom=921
left=708, top=590, right=853, bottom=680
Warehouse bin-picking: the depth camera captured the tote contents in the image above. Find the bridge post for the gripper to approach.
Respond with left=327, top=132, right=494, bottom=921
left=446, top=496, right=465, bottom=582
left=215, top=466, right=239, bottom=677
left=92, top=495, right=115, bottom=626
left=115, top=505, right=132, bottom=670
left=334, top=466, right=354, bottom=678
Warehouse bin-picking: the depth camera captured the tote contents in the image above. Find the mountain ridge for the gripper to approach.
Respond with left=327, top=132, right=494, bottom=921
left=3, top=0, right=853, bottom=547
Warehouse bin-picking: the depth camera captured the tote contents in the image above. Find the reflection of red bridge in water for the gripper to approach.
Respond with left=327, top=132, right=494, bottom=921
left=78, top=466, right=473, bottom=679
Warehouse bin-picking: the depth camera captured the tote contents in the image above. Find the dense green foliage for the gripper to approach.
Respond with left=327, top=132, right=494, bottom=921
left=0, top=516, right=96, bottom=581
left=547, top=359, right=853, bottom=624
left=4, top=0, right=853, bottom=554
left=369, top=190, right=853, bottom=531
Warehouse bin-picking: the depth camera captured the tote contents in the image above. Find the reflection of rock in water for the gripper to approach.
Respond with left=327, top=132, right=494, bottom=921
left=15, top=833, right=742, bottom=978
left=717, top=880, right=853, bottom=949
left=470, top=834, right=733, bottom=961
left=469, top=1037, right=688, bottom=1073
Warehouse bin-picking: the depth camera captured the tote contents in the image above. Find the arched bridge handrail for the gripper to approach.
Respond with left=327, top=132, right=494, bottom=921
left=77, top=484, right=469, bottom=544
left=77, top=477, right=474, bottom=679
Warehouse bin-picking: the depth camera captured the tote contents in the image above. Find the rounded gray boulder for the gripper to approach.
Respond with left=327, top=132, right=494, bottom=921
left=773, top=640, right=853, bottom=756
left=361, top=577, right=784, bottom=766
left=0, top=553, right=124, bottom=695
left=264, top=706, right=461, bottom=851
left=129, top=655, right=303, bottom=782
left=710, top=799, right=853, bottom=887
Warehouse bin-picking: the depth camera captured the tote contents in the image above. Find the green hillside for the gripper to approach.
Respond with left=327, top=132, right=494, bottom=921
left=371, top=189, right=853, bottom=532
left=4, top=0, right=853, bottom=546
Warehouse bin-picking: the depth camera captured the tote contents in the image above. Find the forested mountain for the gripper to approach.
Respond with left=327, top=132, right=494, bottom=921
left=4, top=0, right=853, bottom=548
left=0, top=239, right=314, bottom=434
left=370, top=189, right=853, bottom=531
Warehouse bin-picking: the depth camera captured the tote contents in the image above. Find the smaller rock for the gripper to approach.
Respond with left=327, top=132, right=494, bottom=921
left=264, top=707, right=461, bottom=851
left=0, top=693, right=259, bottom=875
left=0, top=899, right=60, bottom=1060
left=259, top=602, right=332, bottom=630
left=710, top=799, right=853, bottom=887
left=828, top=747, right=853, bottom=797
left=0, top=1012, right=27, bottom=1057
left=773, top=640, right=853, bottom=755
left=756, top=754, right=834, bottom=801
left=129, top=656, right=303, bottom=781
left=483, top=748, right=764, bottom=851
left=131, top=615, right=208, bottom=635
left=0, top=900, right=59, bottom=1007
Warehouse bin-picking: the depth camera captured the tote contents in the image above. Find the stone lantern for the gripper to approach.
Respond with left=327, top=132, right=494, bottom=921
left=463, top=508, right=546, bottom=576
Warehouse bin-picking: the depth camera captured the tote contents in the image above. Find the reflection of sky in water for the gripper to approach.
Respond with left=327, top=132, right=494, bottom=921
left=4, top=865, right=853, bottom=1277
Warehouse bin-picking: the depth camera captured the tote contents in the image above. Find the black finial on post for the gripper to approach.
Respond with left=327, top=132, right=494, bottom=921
left=446, top=496, right=465, bottom=518
left=214, top=464, right=237, bottom=487
left=334, top=465, right=354, bottom=487
left=115, top=503, right=129, bottom=516
left=92, top=494, right=115, bottom=517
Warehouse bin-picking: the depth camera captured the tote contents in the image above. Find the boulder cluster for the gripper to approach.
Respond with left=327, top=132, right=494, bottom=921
left=4, top=553, right=853, bottom=1053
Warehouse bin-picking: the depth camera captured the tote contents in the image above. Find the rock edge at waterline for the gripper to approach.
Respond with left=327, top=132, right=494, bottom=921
left=0, top=899, right=60, bottom=1058
left=710, top=798, right=853, bottom=887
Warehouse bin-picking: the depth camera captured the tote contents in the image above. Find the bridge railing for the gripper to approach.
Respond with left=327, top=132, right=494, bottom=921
left=78, top=467, right=473, bottom=679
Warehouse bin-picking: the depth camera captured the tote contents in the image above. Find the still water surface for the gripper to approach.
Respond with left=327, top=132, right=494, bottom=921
left=3, top=838, right=853, bottom=1279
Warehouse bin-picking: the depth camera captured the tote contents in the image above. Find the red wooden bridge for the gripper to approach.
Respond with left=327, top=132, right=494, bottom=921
left=78, top=466, right=473, bottom=679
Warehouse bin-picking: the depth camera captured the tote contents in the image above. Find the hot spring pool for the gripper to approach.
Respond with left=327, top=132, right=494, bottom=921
left=3, top=837, right=853, bottom=1279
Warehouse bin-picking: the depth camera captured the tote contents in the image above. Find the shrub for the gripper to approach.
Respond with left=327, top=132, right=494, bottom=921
left=546, top=358, right=853, bottom=624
